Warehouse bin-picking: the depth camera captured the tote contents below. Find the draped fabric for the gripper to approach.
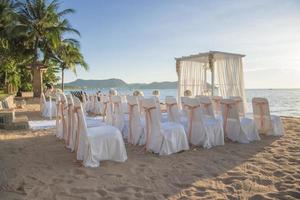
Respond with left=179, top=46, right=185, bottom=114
left=178, top=61, right=207, bottom=104
left=215, top=57, right=247, bottom=110
left=177, top=52, right=246, bottom=111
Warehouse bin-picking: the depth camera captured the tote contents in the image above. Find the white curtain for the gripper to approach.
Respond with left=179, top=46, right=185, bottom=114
left=177, top=61, right=207, bottom=103
left=215, top=57, right=247, bottom=110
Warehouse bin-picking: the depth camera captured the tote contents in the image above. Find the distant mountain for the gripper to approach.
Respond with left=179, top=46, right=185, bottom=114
left=63, top=78, right=178, bottom=89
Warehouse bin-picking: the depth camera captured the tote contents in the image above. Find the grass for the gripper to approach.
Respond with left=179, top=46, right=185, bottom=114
left=0, top=90, right=9, bottom=101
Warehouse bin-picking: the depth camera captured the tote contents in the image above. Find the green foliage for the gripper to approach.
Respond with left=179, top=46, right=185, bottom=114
left=0, top=0, right=88, bottom=92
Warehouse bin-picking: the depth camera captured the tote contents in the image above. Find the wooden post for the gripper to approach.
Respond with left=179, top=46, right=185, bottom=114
left=32, top=66, right=43, bottom=97
left=209, top=53, right=214, bottom=96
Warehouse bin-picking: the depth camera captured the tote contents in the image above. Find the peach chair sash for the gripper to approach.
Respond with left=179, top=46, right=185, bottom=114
left=143, top=106, right=156, bottom=151
left=221, top=100, right=237, bottom=135
left=186, top=104, right=201, bottom=142
left=127, top=103, right=138, bottom=144
left=253, top=100, right=267, bottom=131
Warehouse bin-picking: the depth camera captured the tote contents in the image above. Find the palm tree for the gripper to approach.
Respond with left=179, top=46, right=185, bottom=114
left=16, top=0, right=80, bottom=97
left=53, top=40, right=88, bottom=91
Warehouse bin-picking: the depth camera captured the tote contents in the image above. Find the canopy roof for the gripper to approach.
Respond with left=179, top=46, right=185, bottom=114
left=175, top=51, right=245, bottom=63
left=176, top=50, right=247, bottom=111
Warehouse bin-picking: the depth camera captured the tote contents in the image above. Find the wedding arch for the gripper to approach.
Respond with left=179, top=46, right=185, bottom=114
left=175, top=51, right=246, bottom=106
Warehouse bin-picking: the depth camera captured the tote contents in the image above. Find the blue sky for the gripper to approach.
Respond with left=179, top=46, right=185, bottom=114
left=61, top=0, right=300, bottom=88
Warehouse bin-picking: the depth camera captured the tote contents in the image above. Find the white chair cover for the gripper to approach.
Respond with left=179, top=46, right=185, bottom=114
left=66, top=94, right=74, bottom=149
left=185, top=98, right=224, bottom=148
left=56, top=93, right=68, bottom=140
left=40, top=93, right=56, bottom=118
left=61, top=93, right=69, bottom=142
left=40, top=93, right=46, bottom=115
left=197, top=95, right=214, bottom=117
left=212, top=96, right=223, bottom=116
left=55, top=94, right=63, bottom=138
left=230, top=96, right=245, bottom=117
left=127, top=95, right=145, bottom=145
left=252, top=97, right=284, bottom=136
left=82, top=93, right=88, bottom=113
left=73, top=98, right=127, bottom=167
left=142, top=98, right=189, bottom=155
left=111, top=96, right=125, bottom=133
left=93, top=94, right=103, bottom=115
left=221, top=99, right=260, bottom=143
left=121, top=95, right=128, bottom=114
left=104, top=96, right=114, bottom=125
left=165, top=96, right=180, bottom=123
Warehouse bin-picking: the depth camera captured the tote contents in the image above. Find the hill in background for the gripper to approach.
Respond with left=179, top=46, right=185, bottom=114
left=62, top=78, right=177, bottom=89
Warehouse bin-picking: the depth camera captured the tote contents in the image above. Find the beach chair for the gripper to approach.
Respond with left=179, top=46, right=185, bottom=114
left=104, top=96, right=114, bottom=125
left=212, top=96, right=223, bottom=116
left=40, top=93, right=56, bottom=118
left=72, top=97, right=127, bottom=167
left=252, top=97, right=284, bottom=136
left=197, top=96, right=215, bottom=118
left=121, top=95, right=128, bottom=114
left=165, top=96, right=181, bottom=123
left=66, top=94, right=74, bottom=148
left=185, top=98, right=224, bottom=148
left=111, top=95, right=125, bottom=134
left=56, top=93, right=68, bottom=140
left=142, top=98, right=189, bottom=155
left=221, top=99, right=260, bottom=143
left=230, top=96, right=245, bottom=117
left=127, top=95, right=145, bottom=145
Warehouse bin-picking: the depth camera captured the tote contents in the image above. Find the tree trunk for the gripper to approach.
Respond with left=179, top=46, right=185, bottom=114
left=32, top=67, right=43, bottom=97
left=32, top=38, right=43, bottom=97
left=61, top=68, right=64, bottom=92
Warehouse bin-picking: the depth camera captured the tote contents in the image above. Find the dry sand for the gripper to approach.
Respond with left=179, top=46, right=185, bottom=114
left=0, top=100, right=299, bottom=200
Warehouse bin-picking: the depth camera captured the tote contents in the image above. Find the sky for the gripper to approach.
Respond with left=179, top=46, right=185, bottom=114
left=60, top=0, right=300, bottom=88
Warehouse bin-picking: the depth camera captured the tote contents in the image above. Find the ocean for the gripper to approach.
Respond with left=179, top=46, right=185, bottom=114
left=68, top=88, right=300, bottom=117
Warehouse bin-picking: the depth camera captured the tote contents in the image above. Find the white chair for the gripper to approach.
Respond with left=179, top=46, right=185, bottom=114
left=93, top=94, right=103, bottom=115
left=165, top=96, right=180, bottom=123
left=221, top=99, right=260, bottom=143
left=127, top=95, right=145, bottom=145
left=66, top=94, right=74, bottom=148
left=142, top=98, right=189, bottom=155
left=104, top=96, right=114, bottom=125
left=230, top=96, right=245, bottom=117
left=185, top=98, right=224, bottom=148
left=72, top=98, right=127, bottom=167
left=121, top=95, right=128, bottom=114
left=56, top=93, right=68, bottom=140
left=81, top=93, right=88, bottom=113
left=111, top=95, right=125, bottom=133
left=196, top=95, right=214, bottom=116
left=212, top=96, right=223, bottom=116
left=40, top=93, right=56, bottom=118
left=252, top=97, right=284, bottom=136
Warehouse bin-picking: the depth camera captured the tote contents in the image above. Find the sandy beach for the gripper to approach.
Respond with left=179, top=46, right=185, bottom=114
left=0, top=101, right=299, bottom=200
